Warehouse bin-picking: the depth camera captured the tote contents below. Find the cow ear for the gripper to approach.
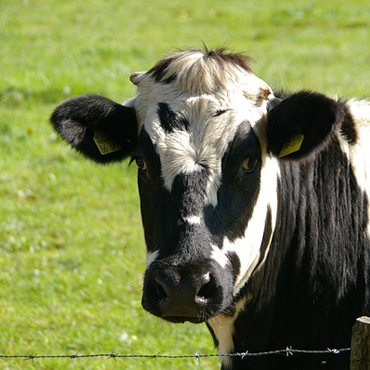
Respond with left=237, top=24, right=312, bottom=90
left=50, top=95, right=137, bottom=163
left=266, top=91, right=344, bottom=160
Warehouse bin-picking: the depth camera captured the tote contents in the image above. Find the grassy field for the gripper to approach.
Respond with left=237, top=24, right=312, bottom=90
left=0, top=0, right=369, bottom=369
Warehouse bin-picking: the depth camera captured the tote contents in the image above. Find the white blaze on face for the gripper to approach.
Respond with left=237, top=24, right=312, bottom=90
left=340, top=99, right=370, bottom=237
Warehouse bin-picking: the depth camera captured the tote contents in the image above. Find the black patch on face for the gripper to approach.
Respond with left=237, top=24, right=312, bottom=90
left=134, top=129, right=164, bottom=253
left=171, top=170, right=209, bottom=218
left=156, top=169, right=213, bottom=261
left=135, top=129, right=162, bottom=182
left=205, top=122, right=262, bottom=242
left=157, top=102, right=190, bottom=133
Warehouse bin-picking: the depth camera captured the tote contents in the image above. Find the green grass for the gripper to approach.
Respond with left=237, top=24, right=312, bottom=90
left=0, top=0, right=369, bottom=369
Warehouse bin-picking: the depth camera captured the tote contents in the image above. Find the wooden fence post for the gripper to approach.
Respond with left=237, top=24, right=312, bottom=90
left=350, top=316, right=370, bottom=370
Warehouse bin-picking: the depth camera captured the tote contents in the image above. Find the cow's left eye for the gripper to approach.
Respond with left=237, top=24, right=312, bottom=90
left=241, top=158, right=257, bottom=173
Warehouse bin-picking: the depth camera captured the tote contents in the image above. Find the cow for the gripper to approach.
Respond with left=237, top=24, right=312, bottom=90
left=50, top=48, right=370, bottom=370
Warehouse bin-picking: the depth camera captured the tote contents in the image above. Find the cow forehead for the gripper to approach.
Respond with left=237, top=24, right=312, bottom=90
left=131, top=49, right=273, bottom=129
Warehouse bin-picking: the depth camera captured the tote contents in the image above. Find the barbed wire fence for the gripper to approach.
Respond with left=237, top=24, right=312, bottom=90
left=0, top=347, right=351, bottom=363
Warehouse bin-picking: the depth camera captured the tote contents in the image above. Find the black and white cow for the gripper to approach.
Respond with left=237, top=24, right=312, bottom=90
left=50, top=48, right=370, bottom=370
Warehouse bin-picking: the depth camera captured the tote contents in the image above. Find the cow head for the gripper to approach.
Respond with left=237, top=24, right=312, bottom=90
left=51, top=48, right=344, bottom=325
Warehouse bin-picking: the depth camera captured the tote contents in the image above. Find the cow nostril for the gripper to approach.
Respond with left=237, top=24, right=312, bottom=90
left=154, top=275, right=168, bottom=300
left=156, top=283, right=167, bottom=300
left=196, top=273, right=216, bottom=303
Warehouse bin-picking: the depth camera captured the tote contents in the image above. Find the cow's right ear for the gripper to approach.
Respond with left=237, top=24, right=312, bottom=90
left=50, top=94, right=137, bottom=163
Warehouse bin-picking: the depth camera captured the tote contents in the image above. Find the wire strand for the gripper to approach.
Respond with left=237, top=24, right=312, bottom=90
left=0, top=347, right=351, bottom=362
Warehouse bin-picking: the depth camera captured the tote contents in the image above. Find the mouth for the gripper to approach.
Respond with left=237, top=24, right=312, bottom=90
left=161, top=315, right=207, bottom=324
left=143, top=298, right=236, bottom=324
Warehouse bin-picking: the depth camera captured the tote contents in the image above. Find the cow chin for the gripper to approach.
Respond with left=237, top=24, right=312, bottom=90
left=141, top=259, right=235, bottom=325
left=142, top=297, right=234, bottom=325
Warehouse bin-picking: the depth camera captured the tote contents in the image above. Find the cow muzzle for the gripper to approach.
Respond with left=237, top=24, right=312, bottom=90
left=142, top=261, right=231, bottom=323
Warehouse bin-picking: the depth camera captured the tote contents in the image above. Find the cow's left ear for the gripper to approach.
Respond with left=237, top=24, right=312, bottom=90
left=50, top=94, right=137, bottom=164
left=266, top=91, right=344, bottom=160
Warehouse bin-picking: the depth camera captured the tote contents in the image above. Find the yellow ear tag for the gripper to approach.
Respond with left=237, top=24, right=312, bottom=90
left=278, top=134, right=305, bottom=158
left=93, top=129, right=122, bottom=155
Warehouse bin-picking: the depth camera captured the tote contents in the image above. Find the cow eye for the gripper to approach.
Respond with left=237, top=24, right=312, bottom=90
left=241, top=158, right=257, bottom=173
left=135, top=157, right=147, bottom=171
left=130, top=155, right=147, bottom=171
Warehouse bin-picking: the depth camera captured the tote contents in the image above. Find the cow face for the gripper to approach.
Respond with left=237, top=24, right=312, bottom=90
left=50, top=48, right=344, bottom=325
left=128, top=50, right=281, bottom=323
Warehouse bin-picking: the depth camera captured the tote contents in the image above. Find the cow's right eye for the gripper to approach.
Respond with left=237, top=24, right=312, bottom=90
left=130, top=155, right=147, bottom=171
left=135, top=157, right=147, bottom=171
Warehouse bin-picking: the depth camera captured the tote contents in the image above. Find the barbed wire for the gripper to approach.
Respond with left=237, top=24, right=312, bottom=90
left=0, top=347, right=351, bottom=362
